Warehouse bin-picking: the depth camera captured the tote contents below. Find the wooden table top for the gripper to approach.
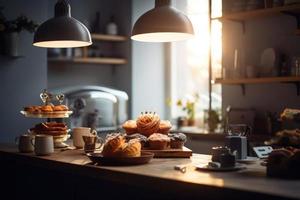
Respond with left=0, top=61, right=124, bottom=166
left=1, top=143, right=299, bottom=199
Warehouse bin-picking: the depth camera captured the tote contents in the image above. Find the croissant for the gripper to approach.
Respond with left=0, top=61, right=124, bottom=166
left=102, top=134, right=125, bottom=157
left=136, top=112, right=160, bottom=137
left=120, top=139, right=141, bottom=157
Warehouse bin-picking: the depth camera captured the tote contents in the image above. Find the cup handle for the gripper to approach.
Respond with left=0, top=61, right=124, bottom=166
left=95, top=136, right=104, bottom=149
left=91, top=129, right=97, bottom=135
left=30, top=138, right=35, bottom=146
left=15, top=136, right=19, bottom=145
left=245, top=126, right=252, bottom=136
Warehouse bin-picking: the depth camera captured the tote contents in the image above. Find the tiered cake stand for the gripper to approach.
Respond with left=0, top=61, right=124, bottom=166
left=20, top=90, right=73, bottom=148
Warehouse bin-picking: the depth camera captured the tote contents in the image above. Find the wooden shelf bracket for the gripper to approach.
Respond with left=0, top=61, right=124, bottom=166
left=241, top=84, right=246, bottom=96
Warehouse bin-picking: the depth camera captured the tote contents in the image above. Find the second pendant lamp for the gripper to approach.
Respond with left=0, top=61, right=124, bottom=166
left=33, top=0, right=92, bottom=48
left=131, top=0, right=194, bottom=42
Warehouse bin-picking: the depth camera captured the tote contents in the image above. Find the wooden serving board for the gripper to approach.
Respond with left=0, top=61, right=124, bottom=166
left=141, top=146, right=192, bottom=158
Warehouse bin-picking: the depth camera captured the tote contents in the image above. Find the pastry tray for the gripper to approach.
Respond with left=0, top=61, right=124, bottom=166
left=142, top=146, right=192, bottom=158
left=20, top=110, right=73, bottom=118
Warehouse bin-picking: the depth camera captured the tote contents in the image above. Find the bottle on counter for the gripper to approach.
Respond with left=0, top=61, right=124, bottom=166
left=106, top=16, right=118, bottom=35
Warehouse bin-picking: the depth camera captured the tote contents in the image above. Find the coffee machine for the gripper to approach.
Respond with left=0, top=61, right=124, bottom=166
left=225, top=124, right=251, bottom=160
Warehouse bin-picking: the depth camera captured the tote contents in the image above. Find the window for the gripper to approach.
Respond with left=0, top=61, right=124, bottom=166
left=169, top=0, right=222, bottom=129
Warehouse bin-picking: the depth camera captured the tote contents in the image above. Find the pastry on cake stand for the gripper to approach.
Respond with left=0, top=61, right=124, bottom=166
left=21, top=89, right=72, bottom=148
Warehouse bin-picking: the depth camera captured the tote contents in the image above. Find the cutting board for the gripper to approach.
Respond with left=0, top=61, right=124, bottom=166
left=142, top=147, right=192, bottom=158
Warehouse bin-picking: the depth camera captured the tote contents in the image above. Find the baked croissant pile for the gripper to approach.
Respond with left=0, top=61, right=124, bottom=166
left=30, top=122, right=68, bottom=136
left=102, top=133, right=141, bottom=157
left=24, top=105, right=69, bottom=113
left=121, top=112, right=186, bottom=150
left=267, top=148, right=300, bottom=179
left=122, top=112, right=172, bottom=137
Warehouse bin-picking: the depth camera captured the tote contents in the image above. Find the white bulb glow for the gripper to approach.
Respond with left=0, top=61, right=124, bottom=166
left=131, top=32, right=194, bottom=42
left=33, top=40, right=92, bottom=48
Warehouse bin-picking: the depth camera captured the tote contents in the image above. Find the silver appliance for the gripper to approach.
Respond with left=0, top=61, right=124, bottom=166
left=50, top=86, right=128, bottom=132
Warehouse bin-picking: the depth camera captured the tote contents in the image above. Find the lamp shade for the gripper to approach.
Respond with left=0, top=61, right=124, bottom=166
left=131, top=0, right=194, bottom=42
left=33, top=0, right=92, bottom=48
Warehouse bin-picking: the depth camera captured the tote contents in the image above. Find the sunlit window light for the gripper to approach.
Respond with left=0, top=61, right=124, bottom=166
left=170, top=0, right=222, bottom=128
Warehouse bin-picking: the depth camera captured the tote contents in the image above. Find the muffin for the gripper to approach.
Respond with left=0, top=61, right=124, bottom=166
left=122, top=120, right=138, bottom=135
left=125, top=133, right=148, bottom=147
left=158, top=120, right=172, bottom=134
left=148, top=133, right=170, bottom=150
left=136, top=112, right=160, bottom=137
left=168, top=133, right=187, bottom=149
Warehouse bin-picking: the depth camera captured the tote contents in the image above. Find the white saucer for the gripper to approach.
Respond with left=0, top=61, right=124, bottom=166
left=195, top=163, right=246, bottom=172
left=236, top=157, right=259, bottom=164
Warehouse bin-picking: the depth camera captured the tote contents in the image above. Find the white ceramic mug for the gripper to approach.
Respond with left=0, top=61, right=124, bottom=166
left=72, top=127, right=97, bottom=149
left=246, top=65, right=257, bottom=78
left=15, top=134, right=34, bottom=153
left=32, top=135, right=54, bottom=156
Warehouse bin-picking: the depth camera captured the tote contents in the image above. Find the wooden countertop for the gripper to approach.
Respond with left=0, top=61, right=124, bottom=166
left=0, top=143, right=299, bottom=200
left=171, top=127, right=271, bottom=142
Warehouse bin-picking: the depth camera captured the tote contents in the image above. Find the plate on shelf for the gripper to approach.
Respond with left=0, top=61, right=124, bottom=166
left=20, top=110, right=73, bottom=118
left=86, top=152, right=154, bottom=166
left=260, top=48, right=277, bottom=76
left=195, top=163, right=246, bottom=172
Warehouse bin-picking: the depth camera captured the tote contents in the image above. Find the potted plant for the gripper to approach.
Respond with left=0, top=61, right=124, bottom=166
left=204, top=109, right=221, bottom=132
left=175, top=94, right=199, bottom=126
left=0, top=7, right=38, bottom=57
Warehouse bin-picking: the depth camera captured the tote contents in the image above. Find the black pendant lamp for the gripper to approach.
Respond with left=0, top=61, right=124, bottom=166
left=131, top=0, right=194, bottom=42
left=33, top=0, right=92, bottom=48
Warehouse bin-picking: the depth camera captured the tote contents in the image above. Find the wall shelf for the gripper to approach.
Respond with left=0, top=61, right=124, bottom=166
left=216, top=4, right=300, bottom=21
left=215, top=4, right=300, bottom=33
left=48, top=57, right=127, bottom=65
left=214, top=76, right=300, bottom=84
left=213, top=77, right=300, bottom=96
left=91, top=33, right=127, bottom=42
left=48, top=34, right=128, bottom=66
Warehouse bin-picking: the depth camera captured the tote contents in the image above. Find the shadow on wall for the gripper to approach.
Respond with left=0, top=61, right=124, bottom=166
left=0, top=0, right=47, bottom=143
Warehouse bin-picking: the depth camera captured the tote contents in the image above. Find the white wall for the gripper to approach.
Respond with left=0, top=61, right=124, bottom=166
left=131, top=0, right=166, bottom=118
